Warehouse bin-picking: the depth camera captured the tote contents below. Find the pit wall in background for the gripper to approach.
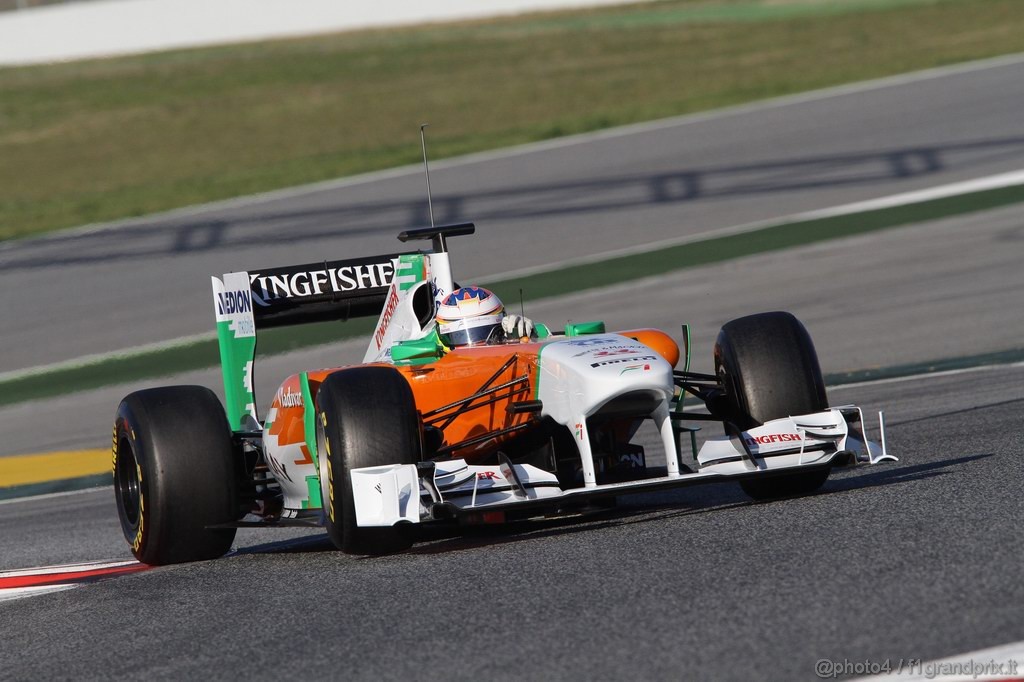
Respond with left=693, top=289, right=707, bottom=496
left=0, top=0, right=645, bottom=66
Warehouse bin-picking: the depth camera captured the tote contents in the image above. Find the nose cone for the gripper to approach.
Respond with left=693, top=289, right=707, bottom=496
left=536, top=334, right=674, bottom=425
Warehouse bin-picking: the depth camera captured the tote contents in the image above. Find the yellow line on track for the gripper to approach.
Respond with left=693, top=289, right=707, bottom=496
left=0, top=450, right=109, bottom=488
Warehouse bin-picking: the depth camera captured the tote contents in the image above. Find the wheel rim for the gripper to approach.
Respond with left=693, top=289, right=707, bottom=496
left=115, top=435, right=141, bottom=530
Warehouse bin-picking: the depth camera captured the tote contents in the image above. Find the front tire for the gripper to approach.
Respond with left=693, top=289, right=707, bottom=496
left=714, top=311, right=830, bottom=500
left=113, top=386, right=239, bottom=565
left=316, top=367, right=422, bottom=554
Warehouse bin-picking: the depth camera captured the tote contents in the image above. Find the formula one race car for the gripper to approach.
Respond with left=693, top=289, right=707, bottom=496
left=112, top=223, right=895, bottom=565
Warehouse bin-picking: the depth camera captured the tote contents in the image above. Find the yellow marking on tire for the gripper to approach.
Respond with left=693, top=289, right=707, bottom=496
left=0, top=450, right=110, bottom=488
left=326, top=457, right=335, bottom=522
left=132, top=463, right=145, bottom=553
left=111, top=426, right=118, bottom=476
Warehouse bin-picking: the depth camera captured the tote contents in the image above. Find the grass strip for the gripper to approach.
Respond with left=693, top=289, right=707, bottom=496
left=2, top=183, right=1023, bottom=406
left=3, top=0, right=1024, bottom=240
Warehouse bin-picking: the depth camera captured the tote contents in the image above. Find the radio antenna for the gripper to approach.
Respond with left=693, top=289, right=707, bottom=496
left=419, top=123, right=435, bottom=228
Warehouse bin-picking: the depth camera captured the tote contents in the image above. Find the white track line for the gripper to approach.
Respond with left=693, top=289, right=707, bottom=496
left=483, top=168, right=1024, bottom=281
left=0, top=329, right=215, bottom=383
left=829, top=361, right=1024, bottom=391
left=0, top=584, right=78, bottom=603
left=0, top=486, right=110, bottom=507
left=788, top=169, right=1024, bottom=219
left=852, top=640, right=1024, bottom=681
left=0, top=560, right=137, bottom=579
left=0, top=560, right=142, bottom=604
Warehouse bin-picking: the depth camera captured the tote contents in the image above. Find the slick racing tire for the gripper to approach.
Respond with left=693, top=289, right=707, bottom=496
left=113, top=386, right=239, bottom=565
left=316, top=367, right=422, bottom=555
left=714, top=311, right=830, bottom=500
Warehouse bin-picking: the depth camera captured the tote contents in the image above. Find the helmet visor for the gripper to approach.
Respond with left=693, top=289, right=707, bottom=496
left=438, top=314, right=503, bottom=348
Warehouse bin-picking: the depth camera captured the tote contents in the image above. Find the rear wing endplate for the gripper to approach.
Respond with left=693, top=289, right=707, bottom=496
left=211, top=253, right=399, bottom=429
left=210, top=223, right=473, bottom=430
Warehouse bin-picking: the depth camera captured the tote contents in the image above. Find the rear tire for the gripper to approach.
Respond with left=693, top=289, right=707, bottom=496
left=113, top=386, right=238, bottom=565
left=714, top=311, right=830, bottom=500
left=316, top=367, right=421, bottom=554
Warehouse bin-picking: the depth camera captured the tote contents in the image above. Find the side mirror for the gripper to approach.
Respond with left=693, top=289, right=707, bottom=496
left=565, top=320, right=606, bottom=337
left=391, top=337, right=444, bottom=365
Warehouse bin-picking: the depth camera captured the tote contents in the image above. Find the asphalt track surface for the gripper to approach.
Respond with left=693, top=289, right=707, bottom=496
left=3, top=55, right=1024, bottom=374
left=1, top=202, right=1021, bottom=458
left=1, top=58, right=1023, bottom=679
left=1, top=365, right=1022, bottom=679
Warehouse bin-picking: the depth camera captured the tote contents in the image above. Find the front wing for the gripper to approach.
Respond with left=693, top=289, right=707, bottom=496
left=349, top=407, right=896, bottom=527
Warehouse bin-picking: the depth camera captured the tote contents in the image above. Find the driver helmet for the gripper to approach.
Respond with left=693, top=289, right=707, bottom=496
left=436, top=287, right=505, bottom=348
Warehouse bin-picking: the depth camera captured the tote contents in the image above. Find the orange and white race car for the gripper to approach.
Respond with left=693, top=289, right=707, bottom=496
left=112, top=223, right=894, bottom=565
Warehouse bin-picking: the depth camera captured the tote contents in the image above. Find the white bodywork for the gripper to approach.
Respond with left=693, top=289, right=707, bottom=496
left=348, top=267, right=897, bottom=526
left=224, top=241, right=896, bottom=525
left=696, top=406, right=893, bottom=474
left=364, top=249, right=455, bottom=363
left=350, top=460, right=564, bottom=527
left=363, top=279, right=434, bottom=363
left=349, top=326, right=896, bottom=527
left=350, top=404, right=893, bottom=527
left=534, top=334, right=679, bottom=486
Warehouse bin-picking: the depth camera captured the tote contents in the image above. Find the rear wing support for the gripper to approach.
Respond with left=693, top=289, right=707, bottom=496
left=397, top=222, right=475, bottom=302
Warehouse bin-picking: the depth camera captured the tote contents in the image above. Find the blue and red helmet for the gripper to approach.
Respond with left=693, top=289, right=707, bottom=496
left=436, top=287, right=505, bottom=347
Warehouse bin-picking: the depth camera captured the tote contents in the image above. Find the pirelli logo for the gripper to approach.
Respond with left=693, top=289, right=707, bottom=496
left=591, top=355, right=657, bottom=368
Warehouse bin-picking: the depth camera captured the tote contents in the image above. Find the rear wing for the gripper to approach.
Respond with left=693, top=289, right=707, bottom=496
left=211, top=223, right=472, bottom=430
left=249, top=254, right=400, bottom=328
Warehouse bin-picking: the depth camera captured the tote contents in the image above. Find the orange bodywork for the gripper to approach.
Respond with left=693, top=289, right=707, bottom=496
left=268, top=328, right=678, bottom=463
